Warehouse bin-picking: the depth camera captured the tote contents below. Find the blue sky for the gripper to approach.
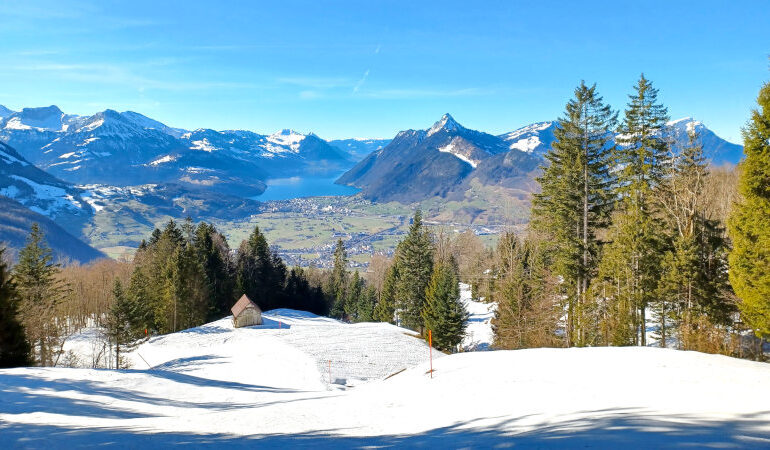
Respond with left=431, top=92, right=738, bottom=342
left=1, top=1, right=768, bottom=141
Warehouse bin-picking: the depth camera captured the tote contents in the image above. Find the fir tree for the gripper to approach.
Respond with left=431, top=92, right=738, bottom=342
left=728, top=80, right=770, bottom=340
left=0, top=247, right=31, bottom=368
left=395, top=210, right=434, bottom=331
left=236, top=225, right=286, bottom=312
left=104, top=280, right=139, bottom=369
left=531, top=81, right=617, bottom=346
left=597, top=75, right=670, bottom=346
left=357, top=285, right=378, bottom=322
left=345, top=270, right=362, bottom=320
left=193, top=222, right=235, bottom=320
left=421, top=258, right=467, bottom=352
left=327, top=239, right=349, bottom=319
left=13, top=224, right=70, bottom=366
left=373, top=263, right=398, bottom=323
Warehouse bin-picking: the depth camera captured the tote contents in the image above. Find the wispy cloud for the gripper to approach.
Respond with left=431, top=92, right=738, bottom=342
left=4, top=62, right=256, bottom=92
left=277, top=76, right=352, bottom=89
left=353, top=69, right=370, bottom=93
left=357, top=87, right=494, bottom=99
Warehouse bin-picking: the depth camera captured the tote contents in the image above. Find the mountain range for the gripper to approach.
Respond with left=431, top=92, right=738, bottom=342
left=336, top=114, right=742, bottom=203
left=0, top=103, right=744, bottom=261
left=0, top=105, right=359, bottom=197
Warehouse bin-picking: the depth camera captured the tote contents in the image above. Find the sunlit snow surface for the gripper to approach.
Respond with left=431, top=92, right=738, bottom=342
left=1, top=309, right=769, bottom=447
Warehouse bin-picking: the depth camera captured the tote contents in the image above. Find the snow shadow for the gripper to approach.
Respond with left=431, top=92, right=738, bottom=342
left=252, top=316, right=292, bottom=329
left=143, top=364, right=306, bottom=394
left=1, top=409, right=768, bottom=448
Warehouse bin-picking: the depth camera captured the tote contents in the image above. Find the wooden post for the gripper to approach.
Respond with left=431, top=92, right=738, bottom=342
left=429, top=329, right=433, bottom=379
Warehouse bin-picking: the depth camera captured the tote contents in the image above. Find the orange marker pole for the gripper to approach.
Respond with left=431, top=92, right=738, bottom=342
left=429, top=329, right=433, bottom=379
left=328, top=360, right=332, bottom=384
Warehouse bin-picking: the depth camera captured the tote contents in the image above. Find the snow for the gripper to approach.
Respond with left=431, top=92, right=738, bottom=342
left=0, top=147, right=29, bottom=166
left=460, top=283, right=495, bottom=350
left=147, top=154, right=177, bottom=166
left=1, top=175, right=84, bottom=213
left=500, top=121, right=555, bottom=154
left=190, top=138, right=217, bottom=152
left=266, top=129, right=306, bottom=152
left=438, top=140, right=479, bottom=168
left=2, top=309, right=769, bottom=447
left=58, top=152, right=77, bottom=159
left=427, top=113, right=462, bottom=137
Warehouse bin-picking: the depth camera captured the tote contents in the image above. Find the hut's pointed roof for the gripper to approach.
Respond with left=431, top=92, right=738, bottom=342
left=231, top=294, right=261, bottom=317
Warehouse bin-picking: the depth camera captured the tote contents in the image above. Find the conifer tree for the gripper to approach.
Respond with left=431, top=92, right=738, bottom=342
left=104, top=280, right=139, bottom=369
left=13, top=224, right=70, bottom=366
left=531, top=81, right=617, bottom=346
left=327, top=239, right=349, bottom=319
left=0, top=247, right=31, bottom=368
left=655, top=130, right=734, bottom=347
left=395, top=210, right=434, bottom=331
left=596, top=75, right=669, bottom=346
left=373, top=263, right=398, bottom=323
left=357, top=285, right=378, bottom=322
left=168, top=244, right=208, bottom=331
left=728, top=80, right=770, bottom=340
left=345, top=270, right=362, bottom=320
left=421, top=258, right=467, bottom=352
left=236, top=225, right=286, bottom=311
left=193, top=222, right=235, bottom=320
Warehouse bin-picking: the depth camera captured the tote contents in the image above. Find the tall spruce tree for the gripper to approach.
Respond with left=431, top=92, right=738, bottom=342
left=531, top=81, right=617, bottom=346
left=596, top=75, right=669, bottom=346
left=327, top=239, right=349, bottom=319
left=421, top=258, right=467, bottom=352
left=193, top=222, right=235, bottom=320
left=395, top=210, right=434, bottom=332
left=0, top=247, right=31, bottom=368
left=104, top=280, right=140, bottom=369
left=373, top=262, right=398, bottom=323
left=728, top=80, right=770, bottom=341
left=13, top=224, right=70, bottom=366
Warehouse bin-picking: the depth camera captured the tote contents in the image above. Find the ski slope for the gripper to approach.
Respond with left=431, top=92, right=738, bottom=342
left=1, top=309, right=769, bottom=448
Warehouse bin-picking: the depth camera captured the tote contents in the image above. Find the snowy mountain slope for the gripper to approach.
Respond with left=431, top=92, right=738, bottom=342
left=499, top=121, right=557, bottom=157
left=0, top=105, right=359, bottom=195
left=0, top=141, right=92, bottom=222
left=667, top=117, right=743, bottom=164
left=127, top=310, right=438, bottom=388
left=499, top=118, right=742, bottom=164
left=0, top=315, right=768, bottom=447
left=337, top=114, right=537, bottom=202
left=0, top=195, right=104, bottom=263
left=0, top=104, right=15, bottom=119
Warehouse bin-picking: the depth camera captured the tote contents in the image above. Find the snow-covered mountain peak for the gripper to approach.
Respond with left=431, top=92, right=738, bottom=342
left=267, top=129, right=306, bottom=150
left=428, top=113, right=463, bottom=136
left=499, top=121, right=557, bottom=156
left=0, top=104, right=15, bottom=119
left=4, top=105, right=76, bottom=132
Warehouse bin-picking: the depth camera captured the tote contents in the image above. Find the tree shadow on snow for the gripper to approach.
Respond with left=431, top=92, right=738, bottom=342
left=1, top=408, right=768, bottom=449
left=0, top=366, right=324, bottom=422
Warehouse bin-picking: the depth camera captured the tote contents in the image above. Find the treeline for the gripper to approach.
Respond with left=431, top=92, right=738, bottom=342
left=491, top=75, right=768, bottom=359
left=0, top=220, right=329, bottom=368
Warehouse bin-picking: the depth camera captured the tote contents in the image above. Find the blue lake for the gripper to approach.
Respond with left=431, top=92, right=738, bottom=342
left=253, top=174, right=360, bottom=201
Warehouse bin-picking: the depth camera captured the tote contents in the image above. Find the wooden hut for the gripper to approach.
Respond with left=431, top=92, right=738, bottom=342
left=231, top=294, right=263, bottom=328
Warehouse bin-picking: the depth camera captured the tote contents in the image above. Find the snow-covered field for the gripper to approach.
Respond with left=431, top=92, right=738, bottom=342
left=1, top=309, right=769, bottom=448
